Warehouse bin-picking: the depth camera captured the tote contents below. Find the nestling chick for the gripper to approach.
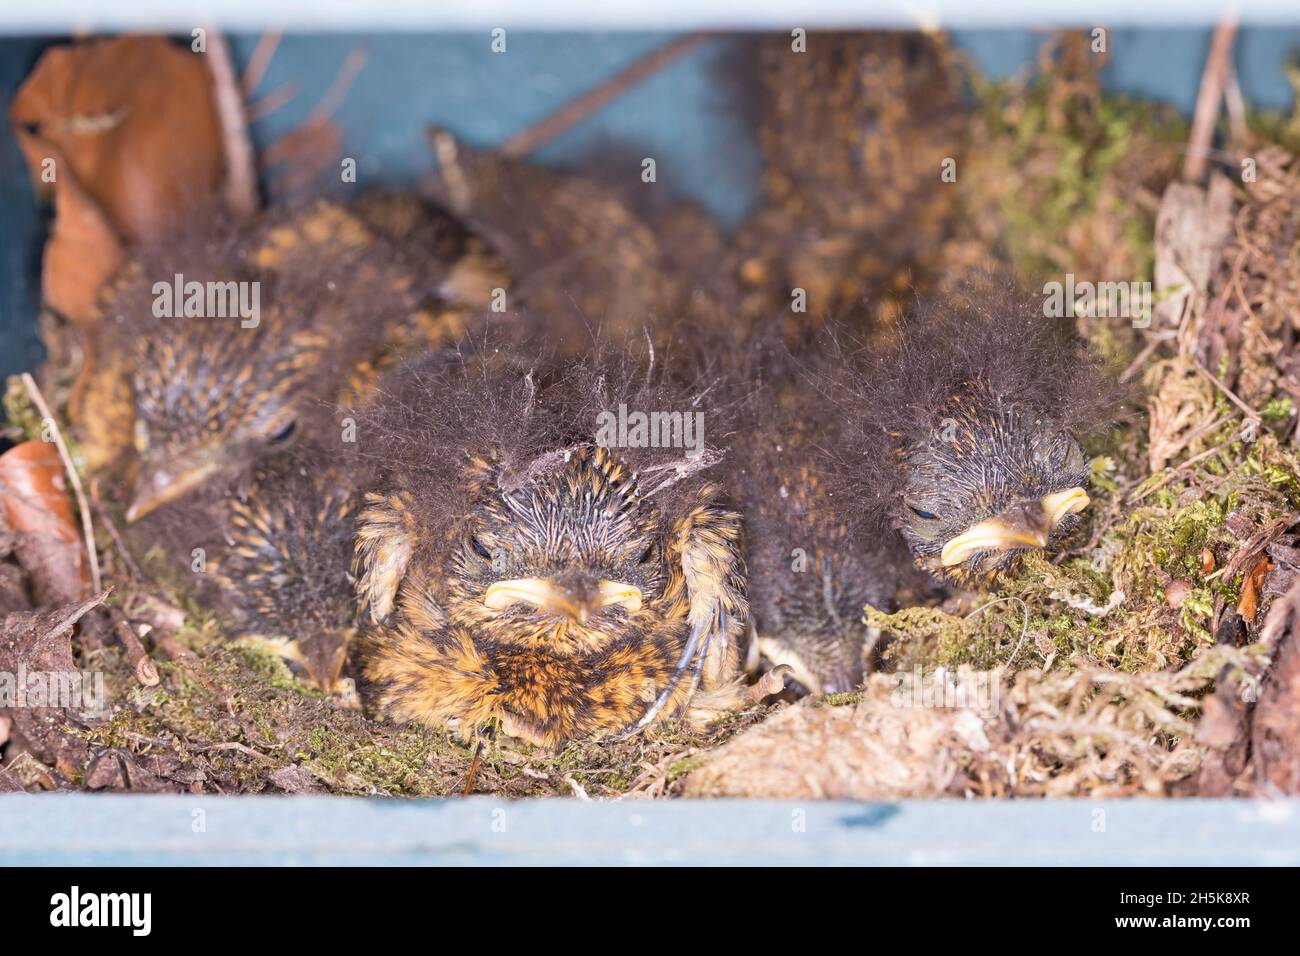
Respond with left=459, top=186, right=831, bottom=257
left=426, top=130, right=728, bottom=352
left=723, top=331, right=921, bottom=695
left=146, top=433, right=365, bottom=693
left=352, top=350, right=747, bottom=749
left=830, top=283, right=1121, bottom=588
left=97, top=198, right=505, bottom=522
left=737, top=427, right=914, bottom=695
left=207, top=463, right=361, bottom=693
left=725, top=31, right=965, bottom=327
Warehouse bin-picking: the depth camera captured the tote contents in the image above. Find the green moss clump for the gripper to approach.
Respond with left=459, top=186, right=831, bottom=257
left=818, top=691, right=863, bottom=708
left=964, top=63, right=1186, bottom=290
left=74, top=636, right=768, bottom=798
left=3, top=376, right=43, bottom=441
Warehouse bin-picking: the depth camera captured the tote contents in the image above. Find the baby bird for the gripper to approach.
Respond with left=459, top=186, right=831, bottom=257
left=147, top=436, right=365, bottom=693
left=726, top=31, right=965, bottom=327
left=831, top=283, right=1120, bottom=588
left=723, top=331, right=919, bottom=695
left=730, top=285, right=1116, bottom=694
left=426, top=130, right=729, bottom=353
left=736, top=423, right=915, bottom=695
left=95, top=198, right=505, bottom=522
left=352, top=350, right=747, bottom=749
left=207, top=463, right=361, bottom=692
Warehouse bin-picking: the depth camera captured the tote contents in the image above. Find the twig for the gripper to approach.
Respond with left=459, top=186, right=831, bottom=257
left=204, top=27, right=259, bottom=218
left=154, top=633, right=228, bottom=703
left=195, top=741, right=277, bottom=763
left=37, top=590, right=109, bottom=645
left=107, top=607, right=159, bottom=688
left=248, top=81, right=300, bottom=121
left=1129, top=434, right=1238, bottom=502
left=563, top=772, right=592, bottom=801
left=1119, top=330, right=1177, bottom=383
left=20, top=373, right=101, bottom=595
left=241, top=29, right=282, bottom=95
left=499, top=32, right=710, bottom=159
left=1224, top=62, right=1248, bottom=144
left=1194, top=359, right=1261, bottom=422
left=428, top=127, right=472, bottom=216
left=462, top=740, right=484, bottom=796
left=1183, top=17, right=1238, bottom=183
left=462, top=725, right=495, bottom=795
left=310, top=48, right=368, bottom=121
left=90, top=491, right=143, bottom=581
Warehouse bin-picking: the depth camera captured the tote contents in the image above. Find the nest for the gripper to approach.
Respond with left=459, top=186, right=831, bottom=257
left=4, top=30, right=1300, bottom=798
left=687, top=647, right=1258, bottom=800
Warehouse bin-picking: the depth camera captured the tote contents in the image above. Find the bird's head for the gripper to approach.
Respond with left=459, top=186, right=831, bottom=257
left=210, top=471, right=360, bottom=692
left=353, top=345, right=746, bottom=747
left=822, top=279, right=1121, bottom=589
left=126, top=322, right=326, bottom=522
left=446, top=446, right=669, bottom=653
left=896, top=382, right=1091, bottom=586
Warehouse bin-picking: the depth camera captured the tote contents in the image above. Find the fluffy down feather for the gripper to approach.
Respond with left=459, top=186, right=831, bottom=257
left=351, top=339, right=749, bottom=747
left=95, top=197, right=504, bottom=522
left=819, top=280, right=1127, bottom=584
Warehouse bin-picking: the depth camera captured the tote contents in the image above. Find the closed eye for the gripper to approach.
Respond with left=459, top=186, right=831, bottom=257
left=470, top=536, right=494, bottom=560
left=907, top=503, right=940, bottom=521
left=267, top=419, right=298, bottom=445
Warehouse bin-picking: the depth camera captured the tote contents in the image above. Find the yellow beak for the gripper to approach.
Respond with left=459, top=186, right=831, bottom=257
left=483, top=577, right=642, bottom=622
left=940, top=486, right=1090, bottom=568
left=126, top=457, right=223, bottom=523
left=1041, top=487, right=1092, bottom=526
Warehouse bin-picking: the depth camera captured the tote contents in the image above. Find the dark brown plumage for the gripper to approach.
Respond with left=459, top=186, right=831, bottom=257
left=207, top=462, right=362, bottom=692
left=719, top=328, right=916, bottom=695
left=725, top=31, right=966, bottom=328
left=735, top=424, right=914, bottom=695
left=94, top=197, right=506, bottom=522
left=825, top=282, right=1123, bottom=588
left=720, top=282, right=1120, bottom=693
left=351, top=346, right=747, bottom=749
left=427, top=131, right=729, bottom=353
left=141, top=429, right=366, bottom=692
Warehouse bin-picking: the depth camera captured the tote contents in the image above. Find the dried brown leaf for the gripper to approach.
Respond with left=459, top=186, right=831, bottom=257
left=0, top=440, right=87, bottom=605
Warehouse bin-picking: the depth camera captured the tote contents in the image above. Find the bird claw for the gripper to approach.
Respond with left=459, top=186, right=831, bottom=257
left=747, top=665, right=792, bottom=703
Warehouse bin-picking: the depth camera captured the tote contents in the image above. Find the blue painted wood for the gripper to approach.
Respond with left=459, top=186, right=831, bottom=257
left=0, top=38, right=52, bottom=380
left=0, top=795, right=1296, bottom=865
left=2, top=26, right=1299, bottom=372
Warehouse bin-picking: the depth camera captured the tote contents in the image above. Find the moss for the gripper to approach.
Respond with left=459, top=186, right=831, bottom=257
left=665, top=756, right=705, bottom=784
left=22, top=36, right=1300, bottom=802
left=966, top=73, right=1185, bottom=286
left=232, top=640, right=311, bottom=695
left=72, top=629, right=773, bottom=797
left=3, top=376, right=43, bottom=441
left=2, top=374, right=89, bottom=470
left=1260, top=396, right=1294, bottom=424
left=818, top=691, right=863, bottom=708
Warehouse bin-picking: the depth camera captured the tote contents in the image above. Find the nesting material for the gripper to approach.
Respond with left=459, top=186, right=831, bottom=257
left=688, top=644, right=1261, bottom=799
left=6, top=30, right=1300, bottom=798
